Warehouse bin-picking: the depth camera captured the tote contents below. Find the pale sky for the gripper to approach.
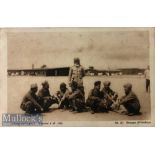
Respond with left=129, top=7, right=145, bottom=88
left=7, top=30, right=149, bottom=70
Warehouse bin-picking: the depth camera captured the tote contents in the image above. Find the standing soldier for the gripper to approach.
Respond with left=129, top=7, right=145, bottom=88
left=38, top=81, right=58, bottom=112
left=68, top=81, right=85, bottom=113
left=144, top=65, right=150, bottom=93
left=101, top=81, right=118, bottom=111
left=117, top=83, right=141, bottom=116
left=20, top=83, right=43, bottom=114
left=56, top=82, right=70, bottom=110
left=69, top=57, right=85, bottom=95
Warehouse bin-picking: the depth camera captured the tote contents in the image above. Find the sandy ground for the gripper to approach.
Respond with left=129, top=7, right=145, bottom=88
left=7, top=75, right=151, bottom=123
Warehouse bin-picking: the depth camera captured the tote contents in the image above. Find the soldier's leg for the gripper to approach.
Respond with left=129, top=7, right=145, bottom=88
left=58, top=101, right=65, bottom=109
left=122, top=102, right=140, bottom=115
left=86, top=98, right=92, bottom=107
left=75, top=99, right=85, bottom=112
left=20, top=101, right=36, bottom=114
left=90, top=100, right=99, bottom=113
left=113, top=93, right=118, bottom=101
left=42, top=97, right=53, bottom=111
left=122, top=102, right=130, bottom=114
left=69, top=100, right=77, bottom=111
left=63, top=99, right=70, bottom=109
left=128, top=103, right=140, bottom=115
left=59, top=100, right=68, bottom=109
left=101, top=101, right=109, bottom=112
left=20, top=102, right=26, bottom=111
left=51, top=96, right=59, bottom=104
left=104, top=99, right=113, bottom=110
left=80, top=86, right=85, bottom=95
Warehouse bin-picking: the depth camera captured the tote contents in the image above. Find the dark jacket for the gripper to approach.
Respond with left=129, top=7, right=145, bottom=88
left=87, top=88, right=102, bottom=102
left=38, top=88, right=51, bottom=98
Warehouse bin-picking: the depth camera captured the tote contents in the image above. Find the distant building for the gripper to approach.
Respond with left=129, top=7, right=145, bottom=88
left=8, top=67, right=70, bottom=76
left=117, top=68, right=145, bottom=75
left=7, top=67, right=145, bottom=77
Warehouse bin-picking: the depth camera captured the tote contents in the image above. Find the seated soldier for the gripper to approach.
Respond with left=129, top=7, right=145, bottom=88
left=101, top=81, right=118, bottom=111
left=38, top=81, right=58, bottom=112
left=86, top=81, right=107, bottom=114
left=69, top=81, right=86, bottom=113
left=117, top=83, right=141, bottom=116
left=56, top=82, right=70, bottom=110
left=20, top=83, right=43, bottom=114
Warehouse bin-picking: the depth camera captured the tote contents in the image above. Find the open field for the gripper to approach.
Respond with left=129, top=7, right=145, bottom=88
left=7, top=75, right=151, bottom=122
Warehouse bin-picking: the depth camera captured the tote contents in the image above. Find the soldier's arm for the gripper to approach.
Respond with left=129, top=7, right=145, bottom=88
left=68, top=91, right=79, bottom=99
left=21, top=94, right=27, bottom=103
left=64, top=90, right=70, bottom=99
left=109, top=89, right=118, bottom=100
left=119, top=93, right=135, bottom=105
left=55, top=92, right=61, bottom=103
left=47, top=89, right=52, bottom=97
left=101, top=90, right=110, bottom=100
left=88, top=90, right=101, bottom=101
left=56, top=91, right=61, bottom=97
left=91, top=96, right=101, bottom=101
left=38, top=90, right=43, bottom=98
left=61, top=94, right=66, bottom=101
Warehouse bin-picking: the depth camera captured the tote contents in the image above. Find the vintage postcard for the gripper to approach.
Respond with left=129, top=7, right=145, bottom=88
left=0, top=28, right=155, bottom=126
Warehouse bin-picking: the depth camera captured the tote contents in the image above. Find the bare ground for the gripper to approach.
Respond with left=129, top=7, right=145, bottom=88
left=7, top=75, right=151, bottom=123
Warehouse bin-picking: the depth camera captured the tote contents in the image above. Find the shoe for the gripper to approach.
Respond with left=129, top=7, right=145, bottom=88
left=43, top=108, right=50, bottom=112
left=77, top=109, right=83, bottom=113
left=120, top=111, right=129, bottom=115
left=128, top=113, right=136, bottom=116
left=70, top=108, right=75, bottom=112
left=91, top=111, right=95, bottom=114
left=58, top=106, right=63, bottom=109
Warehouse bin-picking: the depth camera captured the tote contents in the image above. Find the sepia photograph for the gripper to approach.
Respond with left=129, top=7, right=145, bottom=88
left=0, top=28, right=154, bottom=126
left=1, top=2, right=155, bottom=155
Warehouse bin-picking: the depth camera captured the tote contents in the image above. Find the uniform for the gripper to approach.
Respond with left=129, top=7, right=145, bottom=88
left=20, top=90, right=42, bottom=114
left=69, top=89, right=85, bottom=112
left=69, top=65, right=85, bottom=86
left=119, top=91, right=141, bottom=115
left=69, top=64, right=85, bottom=95
left=38, top=88, right=58, bottom=111
left=57, top=88, right=70, bottom=109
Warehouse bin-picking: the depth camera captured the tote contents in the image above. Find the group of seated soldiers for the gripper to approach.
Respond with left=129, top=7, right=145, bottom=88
left=20, top=80, right=141, bottom=116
